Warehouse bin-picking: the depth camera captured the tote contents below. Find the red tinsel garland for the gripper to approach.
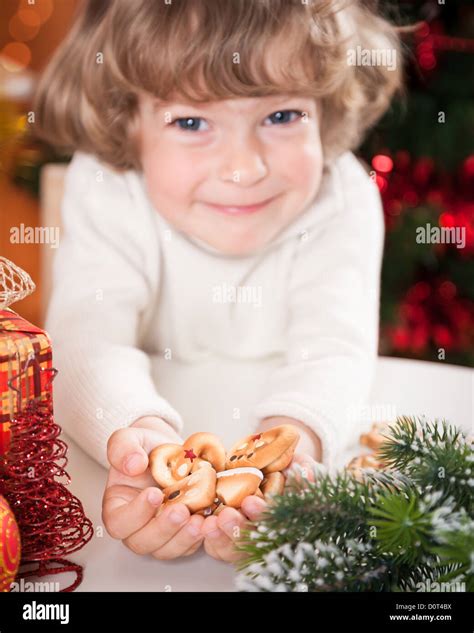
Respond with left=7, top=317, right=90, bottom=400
left=16, top=559, right=84, bottom=593
left=0, top=394, right=93, bottom=592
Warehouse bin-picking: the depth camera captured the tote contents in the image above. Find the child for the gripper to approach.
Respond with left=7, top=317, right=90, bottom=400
left=33, top=0, right=403, bottom=563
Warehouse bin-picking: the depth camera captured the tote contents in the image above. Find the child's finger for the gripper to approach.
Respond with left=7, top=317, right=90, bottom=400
left=202, top=512, right=246, bottom=563
left=201, top=515, right=220, bottom=537
left=107, top=427, right=149, bottom=476
left=203, top=537, right=224, bottom=561
left=240, top=495, right=268, bottom=521
left=215, top=507, right=245, bottom=530
left=151, top=514, right=204, bottom=560
left=204, top=528, right=245, bottom=563
left=296, top=462, right=316, bottom=483
left=217, top=508, right=247, bottom=541
left=123, top=502, right=191, bottom=556
left=182, top=539, right=204, bottom=557
left=102, top=485, right=163, bottom=540
left=281, top=451, right=306, bottom=474
left=202, top=518, right=227, bottom=561
left=283, top=453, right=317, bottom=482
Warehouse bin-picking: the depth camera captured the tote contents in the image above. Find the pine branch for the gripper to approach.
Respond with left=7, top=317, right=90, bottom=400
left=377, top=416, right=474, bottom=513
left=235, top=468, right=413, bottom=570
left=430, top=512, right=474, bottom=591
left=235, top=417, right=473, bottom=592
left=395, top=561, right=461, bottom=592
left=369, top=490, right=433, bottom=566
left=236, top=539, right=392, bottom=593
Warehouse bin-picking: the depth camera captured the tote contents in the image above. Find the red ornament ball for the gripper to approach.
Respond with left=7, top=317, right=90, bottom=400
left=0, top=495, right=21, bottom=592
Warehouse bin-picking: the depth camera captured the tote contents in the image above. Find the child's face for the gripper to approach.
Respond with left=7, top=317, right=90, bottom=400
left=137, top=91, right=323, bottom=256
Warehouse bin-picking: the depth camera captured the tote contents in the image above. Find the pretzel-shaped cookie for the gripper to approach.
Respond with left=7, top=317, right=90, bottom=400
left=197, top=469, right=271, bottom=516
left=260, top=471, right=286, bottom=500
left=160, top=467, right=217, bottom=514
left=149, top=432, right=226, bottom=488
left=360, top=422, right=390, bottom=452
left=226, top=425, right=299, bottom=474
left=149, top=443, right=193, bottom=488
left=346, top=453, right=384, bottom=481
left=183, top=432, right=226, bottom=473
left=215, top=467, right=264, bottom=508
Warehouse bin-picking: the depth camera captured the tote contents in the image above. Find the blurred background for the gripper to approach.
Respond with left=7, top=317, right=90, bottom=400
left=1, top=0, right=473, bottom=367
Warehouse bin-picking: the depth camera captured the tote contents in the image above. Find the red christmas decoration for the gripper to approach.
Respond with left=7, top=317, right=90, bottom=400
left=0, top=258, right=93, bottom=592
left=371, top=140, right=474, bottom=364
left=387, top=277, right=474, bottom=357
left=0, top=494, right=21, bottom=592
left=0, top=390, right=93, bottom=592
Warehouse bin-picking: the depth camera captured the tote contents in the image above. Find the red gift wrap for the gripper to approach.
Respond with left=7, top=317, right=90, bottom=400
left=0, top=308, right=53, bottom=456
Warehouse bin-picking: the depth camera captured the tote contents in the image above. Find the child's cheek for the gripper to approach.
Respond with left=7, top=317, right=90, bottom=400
left=143, top=149, right=198, bottom=203
left=278, top=141, right=323, bottom=195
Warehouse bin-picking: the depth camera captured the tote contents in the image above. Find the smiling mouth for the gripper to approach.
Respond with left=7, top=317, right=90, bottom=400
left=203, top=196, right=277, bottom=215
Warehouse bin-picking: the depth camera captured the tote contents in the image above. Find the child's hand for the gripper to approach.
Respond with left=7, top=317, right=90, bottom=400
left=102, top=416, right=205, bottom=560
left=201, top=495, right=268, bottom=563
left=202, top=453, right=320, bottom=563
left=282, top=452, right=321, bottom=484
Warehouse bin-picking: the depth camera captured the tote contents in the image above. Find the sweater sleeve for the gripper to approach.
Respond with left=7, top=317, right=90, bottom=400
left=252, top=153, right=385, bottom=470
left=45, top=151, right=184, bottom=469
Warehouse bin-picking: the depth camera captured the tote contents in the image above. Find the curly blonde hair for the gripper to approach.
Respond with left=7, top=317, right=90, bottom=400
left=32, top=0, right=405, bottom=171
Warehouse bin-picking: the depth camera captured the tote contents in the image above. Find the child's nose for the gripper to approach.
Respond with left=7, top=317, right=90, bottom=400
left=217, top=137, right=268, bottom=186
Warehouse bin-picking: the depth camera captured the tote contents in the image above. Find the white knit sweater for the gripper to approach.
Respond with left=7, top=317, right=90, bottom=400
left=46, top=150, right=384, bottom=471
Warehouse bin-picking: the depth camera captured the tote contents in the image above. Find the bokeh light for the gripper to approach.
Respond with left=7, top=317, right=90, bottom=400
left=0, top=43, right=32, bottom=71
left=407, top=281, right=431, bottom=302
left=375, top=174, right=387, bottom=193
left=402, top=190, right=419, bottom=206
left=438, top=281, right=457, bottom=301
left=417, top=21, right=430, bottom=38
left=19, top=0, right=53, bottom=25
left=9, top=9, right=41, bottom=42
left=463, top=155, right=474, bottom=178
left=439, top=212, right=455, bottom=228
left=372, top=154, right=394, bottom=173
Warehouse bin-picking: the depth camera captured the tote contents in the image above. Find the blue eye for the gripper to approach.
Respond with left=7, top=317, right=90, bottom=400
left=170, top=109, right=304, bottom=133
left=266, top=110, right=304, bottom=125
left=171, top=117, right=208, bottom=132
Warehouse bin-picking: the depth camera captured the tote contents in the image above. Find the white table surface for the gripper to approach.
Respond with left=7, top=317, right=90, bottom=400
left=54, top=356, right=472, bottom=592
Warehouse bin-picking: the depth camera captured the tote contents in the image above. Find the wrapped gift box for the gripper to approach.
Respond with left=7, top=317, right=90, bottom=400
left=0, top=308, right=53, bottom=456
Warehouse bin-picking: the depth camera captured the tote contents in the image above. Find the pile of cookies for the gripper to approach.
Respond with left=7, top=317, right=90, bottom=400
left=149, top=425, right=300, bottom=516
